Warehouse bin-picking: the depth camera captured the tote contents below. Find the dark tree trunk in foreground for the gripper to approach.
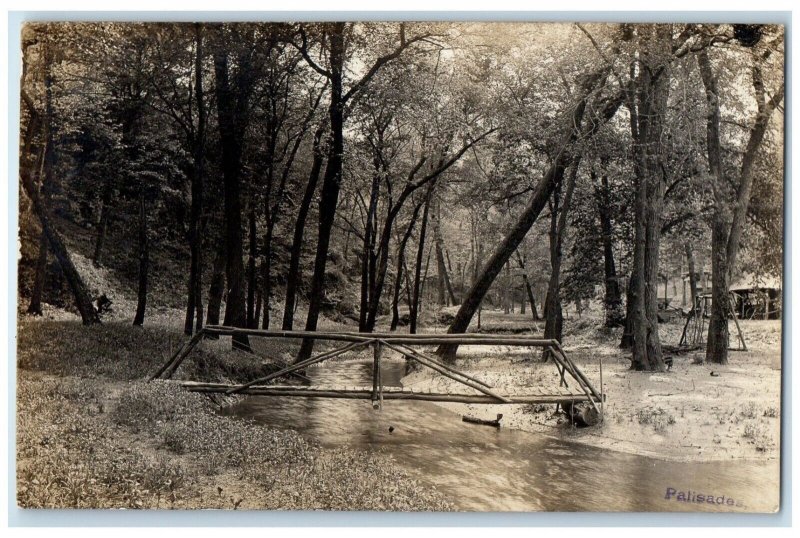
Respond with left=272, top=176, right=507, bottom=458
left=359, top=167, right=381, bottom=331
left=20, top=169, right=99, bottom=325
left=515, top=251, right=539, bottom=320
left=214, top=38, right=251, bottom=350
left=543, top=160, right=579, bottom=348
left=594, top=170, right=623, bottom=327
left=434, top=201, right=457, bottom=306
left=410, top=186, right=433, bottom=334
left=206, top=241, right=227, bottom=329
left=28, top=230, right=48, bottom=316
left=19, top=47, right=99, bottom=325
left=133, top=192, right=149, bottom=326
left=282, top=122, right=326, bottom=330
left=437, top=67, right=622, bottom=359
left=93, top=176, right=114, bottom=267
left=184, top=23, right=206, bottom=335
left=28, top=146, right=49, bottom=316
left=698, top=45, right=783, bottom=364
left=625, top=24, right=670, bottom=372
left=246, top=207, right=257, bottom=328
left=297, top=23, right=346, bottom=362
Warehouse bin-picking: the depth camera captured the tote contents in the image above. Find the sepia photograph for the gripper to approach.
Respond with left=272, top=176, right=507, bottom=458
left=14, top=19, right=784, bottom=513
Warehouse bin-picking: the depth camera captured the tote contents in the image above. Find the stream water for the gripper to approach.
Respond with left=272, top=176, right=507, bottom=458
left=222, top=358, right=780, bottom=512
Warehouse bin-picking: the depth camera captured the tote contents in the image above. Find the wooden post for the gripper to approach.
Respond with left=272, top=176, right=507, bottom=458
left=372, top=341, right=382, bottom=409
left=599, top=357, right=604, bottom=424
left=729, top=301, right=747, bottom=351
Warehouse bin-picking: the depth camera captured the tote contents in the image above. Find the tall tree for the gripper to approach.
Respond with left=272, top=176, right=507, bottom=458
left=184, top=23, right=207, bottom=335
left=20, top=33, right=100, bottom=325
left=213, top=25, right=255, bottom=350
left=697, top=26, right=784, bottom=364
left=543, top=159, right=581, bottom=346
left=625, top=24, right=672, bottom=371
left=438, top=60, right=623, bottom=359
left=294, top=23, right=434, bottom=360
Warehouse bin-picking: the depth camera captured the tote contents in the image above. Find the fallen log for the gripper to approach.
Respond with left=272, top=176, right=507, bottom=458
left=561, top=401, right=601, bottom=427
left=462, top=413, right=503, bottom=428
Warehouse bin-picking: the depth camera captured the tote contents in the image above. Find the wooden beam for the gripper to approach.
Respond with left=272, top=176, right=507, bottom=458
left=203, top=325, right=556, bottom=347
left=149, top=330, right=205, bottom=380
left=181, top=382, right=592, bottom=404
left=224, top=340, right=372, bottom=395
left=380, top=340, right=512, bottom=403
left=390, top=341, right=493, bottom=388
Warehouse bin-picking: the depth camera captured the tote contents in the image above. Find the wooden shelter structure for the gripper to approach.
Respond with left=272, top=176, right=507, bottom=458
left=150, top=325, right=605, bottom=425
left=678, top=293, right=747, bottom=351
left=729, top=275, right=782, bottom=320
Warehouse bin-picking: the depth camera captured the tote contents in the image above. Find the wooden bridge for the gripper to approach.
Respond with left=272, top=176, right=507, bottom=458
left=150, top=325, right=605, bottom=424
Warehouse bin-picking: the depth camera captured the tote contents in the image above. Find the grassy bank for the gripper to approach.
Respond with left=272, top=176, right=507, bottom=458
left=402, top=313, right=782, bottom=463
left=16, top=319, right=452, bottom=510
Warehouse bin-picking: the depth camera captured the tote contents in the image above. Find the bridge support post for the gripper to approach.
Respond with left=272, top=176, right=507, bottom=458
left=371, top=340, right=383, bottom=410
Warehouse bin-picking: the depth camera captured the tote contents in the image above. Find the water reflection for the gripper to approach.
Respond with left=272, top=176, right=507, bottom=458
left=223, top=359, right=779, bottom=512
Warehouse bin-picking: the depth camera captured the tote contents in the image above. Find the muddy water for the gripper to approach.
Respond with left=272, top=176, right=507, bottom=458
left=223, top=358, right=780, bottom=512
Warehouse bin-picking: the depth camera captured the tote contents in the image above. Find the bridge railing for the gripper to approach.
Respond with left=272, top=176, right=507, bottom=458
left=149, top=325, right=603, bottom=419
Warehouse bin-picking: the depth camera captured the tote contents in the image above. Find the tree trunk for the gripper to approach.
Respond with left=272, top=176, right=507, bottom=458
left=685, top=243, right=698, bottom=310
left=184, top=23, right=206, bottom=335
left=282, top=122, right=326, bottom=330
left=27, top=230, right=48, bottom=316
left=206, top=240, right=226, bottom=329
left=214, top=41, right=250, bottom=351
left=626, top=24, right=670, bottom=371
left=246, top=207, right=257, bottom=328
left=697, top=46, right=783, bottom=364
left=434, top=202, right=457, bottom=306
left=514, top=251, right=539, bottom=321
left=21, top=170, right=100, bottom=324
left=389, top=201, right=423, bottom=331
left=544, top=160, right=579, bottom=350
left=359, top=170, right=380, bottom=331
left=390, top=260, right=404, bottom=331
left=594, top=171, right=623, bottom=327
left=27, top=145, right=49, bottom=316
left=19, top=53, right=99, bottom=325
left=93, top=176, right=114, bottom=267
left=254, top=287, right=262, bottom=328
left=261, top=222, right=275, bottom=329
left=133, top=191, right=148, bottom=326
left=298, top=23, right=346, bottom=362
left=410, top=186, right=433, bottom=334
left=437, top=67, right=622, bottom=359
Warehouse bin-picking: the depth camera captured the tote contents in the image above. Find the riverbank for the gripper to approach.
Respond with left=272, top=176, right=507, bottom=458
left=401, top=316, right=782, bottom=463
left=15, top=319, right=452, bottom=510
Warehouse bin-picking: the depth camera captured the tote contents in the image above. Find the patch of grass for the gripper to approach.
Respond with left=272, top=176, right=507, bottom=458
left=18, top=372, right=452, bottom=510
left=763, top=406, right=780, bottom=418
left=742, top=420, right=774, bottom=452
left=17, top=321, right=178, bottom=380
left=16, top=320, right=272, bottom=384
left=16, top=375, right=194, bottom=508
left=739, top=401, right=759, bottom=419
left=636, top=407, right=675, bottom=433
